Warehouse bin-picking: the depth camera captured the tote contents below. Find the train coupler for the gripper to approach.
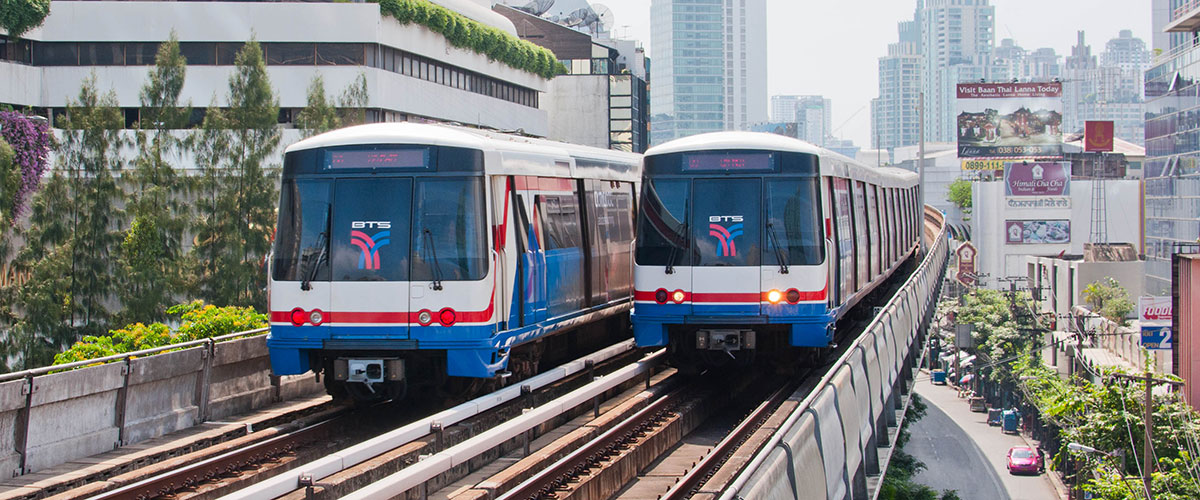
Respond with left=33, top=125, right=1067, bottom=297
left=695, top=329, right=756, bottom=355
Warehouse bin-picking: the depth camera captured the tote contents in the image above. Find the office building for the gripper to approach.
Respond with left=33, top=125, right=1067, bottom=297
left=650, top=0, right=767, bottom=145
left=0, top=0, right=550, bottom=135
left=769, top=95, right=831, bottom=146
left=870, top=8, right=921, bottom=155
left=920, top=0, right=996, bottom=143
left=1061, top=31, right=1148, bottom=144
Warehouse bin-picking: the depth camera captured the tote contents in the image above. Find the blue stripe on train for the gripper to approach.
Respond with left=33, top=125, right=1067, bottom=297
left=631, top=302, right=834, bottom=348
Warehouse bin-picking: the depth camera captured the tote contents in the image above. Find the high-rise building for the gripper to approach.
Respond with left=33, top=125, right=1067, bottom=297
left=649, top=0, right=766, bottom=146
left=769, top=95, right=831, bottom=146
left=1145, top=2, right=1200, bottom=294
left=870, top=8, right=922, bottom=155
left=1061, top=31, right=1148, bottom=145
left=920, top=0, right=996, bottom=143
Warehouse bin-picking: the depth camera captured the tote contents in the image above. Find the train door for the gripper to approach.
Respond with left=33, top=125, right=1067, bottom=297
left=690, top=178, right=761, bottom=316
left=328, top=177, right=413, bottom=339
left=514, top=176, right=547, bottom=326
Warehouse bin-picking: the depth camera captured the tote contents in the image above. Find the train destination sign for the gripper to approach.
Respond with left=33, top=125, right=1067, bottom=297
left=682, top=153, right=775, bottom=172
left=326, top=148, right=430, bottom=169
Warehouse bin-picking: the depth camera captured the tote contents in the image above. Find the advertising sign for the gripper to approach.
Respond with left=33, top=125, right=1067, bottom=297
left=1138, top=296, right=1172, bottom=323
left=1141, top=325, right=1173, bottom=350
left=1005, top=162, right=1070, bottom=197
left=956, top=82, right=1063, bottom=158
left=956, top=242, right=977, bottom=287
left=1005, top=220, right=1070, bottom=244
left=1085, top=121, right=1115, bottom=152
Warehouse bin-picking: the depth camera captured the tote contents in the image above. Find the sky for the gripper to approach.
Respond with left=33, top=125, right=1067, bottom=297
left=593, top=0, right=1153, bottom=148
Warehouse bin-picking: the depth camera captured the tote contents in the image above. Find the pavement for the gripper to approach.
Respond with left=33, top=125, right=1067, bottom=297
left=908, top=368, right=1067, bottom=500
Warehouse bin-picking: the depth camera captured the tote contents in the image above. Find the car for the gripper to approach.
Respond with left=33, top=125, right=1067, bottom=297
left=1007, top=446, right=1045, bottom=475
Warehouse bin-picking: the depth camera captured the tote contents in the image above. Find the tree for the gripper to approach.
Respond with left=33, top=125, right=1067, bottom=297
left=118, top=33, right=193, bottom=323
left=191, top=39, right=280, bottom=309
left=337, top=72, right=370, bottom=127
left=295, top=73, right=340, bottom=137
left=9, top=75, right=125, bottom=365
left=946, top=178, right=972, bottom=222
left=1082, top=277, right=1134, bottom=325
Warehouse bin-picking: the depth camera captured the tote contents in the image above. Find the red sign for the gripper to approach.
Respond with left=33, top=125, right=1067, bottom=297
left=1085, top=121, right=1114, bottom=152
left=1139, top=296, right=1172, bottom=322
left=956, top=242, right=977, bottom=287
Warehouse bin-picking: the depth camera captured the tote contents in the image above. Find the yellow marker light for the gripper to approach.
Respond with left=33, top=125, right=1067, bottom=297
left=672, top=290, right=686, bottom=304
left=767, top=289, right=783, bottom=304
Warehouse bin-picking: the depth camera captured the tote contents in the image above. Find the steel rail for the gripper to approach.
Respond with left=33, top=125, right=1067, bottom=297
left=660, top=378, right=803, bottom=500
left=224, top=339, right=640, bottom=500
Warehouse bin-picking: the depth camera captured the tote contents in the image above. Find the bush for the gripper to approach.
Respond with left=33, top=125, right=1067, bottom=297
left=375, top=0, right=562, bottom=79
left=1082, top=277, right=1134, bottom=325
left=52, top=301, right=267, bottom=366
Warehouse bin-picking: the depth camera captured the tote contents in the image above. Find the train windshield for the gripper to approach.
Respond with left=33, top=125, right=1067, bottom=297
left=635, top=176, right=823, bottom=267
left=273, top=176, right=486, bottom=282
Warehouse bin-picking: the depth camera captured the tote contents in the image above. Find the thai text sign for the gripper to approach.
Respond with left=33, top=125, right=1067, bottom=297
left=956, top=242, right=977, bottom=287
left=1005, top=220, right=1070, bottom=244
left=956, top=82, right=1063, bottom=158
left=1006, top=197, right=1070, bottom=209
left=1139, top=296, right=1172, bottom=323
left=1005, top=162, right=1069, bottom=196
left=1141, top=326, right=1173, bottom=350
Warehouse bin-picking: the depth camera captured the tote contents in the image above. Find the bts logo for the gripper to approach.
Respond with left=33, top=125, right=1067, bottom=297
left=350, top=227, right=391, bottom=270
left=352, top=221, right=392, bottom=229
left=709, top=215, right=744, bottom=257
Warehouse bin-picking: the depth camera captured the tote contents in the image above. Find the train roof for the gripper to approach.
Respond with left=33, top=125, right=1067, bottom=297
left=645, top=131, right=916, bottom=188
left=285, top=122, right=642, bottom=181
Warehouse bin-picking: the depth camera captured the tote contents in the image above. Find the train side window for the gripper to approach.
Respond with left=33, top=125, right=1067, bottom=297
left=830, top=178, right=854, bottom=299
left=764, top=178, right=823, bottom=266
left=866, top=184, right=880, bottom=279
left=852, top=181, right=869, bottom=291
left=538, top=194, right=583, bottom=250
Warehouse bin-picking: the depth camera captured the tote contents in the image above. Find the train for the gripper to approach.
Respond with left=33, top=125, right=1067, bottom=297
left=630, top=131, right=920, bottom=370
left=266, top=123, right=642, bottom=400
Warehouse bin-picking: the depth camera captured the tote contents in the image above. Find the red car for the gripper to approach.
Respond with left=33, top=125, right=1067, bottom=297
left=1007, top=446, right=1045, bottom=475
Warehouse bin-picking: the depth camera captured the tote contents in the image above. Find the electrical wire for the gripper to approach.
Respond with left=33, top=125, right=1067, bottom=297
left=1118, top=386, right=1152, bottom=499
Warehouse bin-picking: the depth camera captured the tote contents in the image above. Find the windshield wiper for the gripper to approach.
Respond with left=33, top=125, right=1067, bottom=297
left=766, top=222, right=789, bottom=274
left=423, top=229, right=444, bottom=291
left=300, top=204, right=332, bottom=291
left=664, top=222, right=687, bottom=274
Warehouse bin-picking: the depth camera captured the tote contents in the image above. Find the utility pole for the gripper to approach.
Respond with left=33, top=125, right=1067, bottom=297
left=1109, top=371, right=1185, bottom=499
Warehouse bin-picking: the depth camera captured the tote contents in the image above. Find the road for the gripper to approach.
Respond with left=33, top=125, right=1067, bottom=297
left=908, top=372, right=1064, bottom=500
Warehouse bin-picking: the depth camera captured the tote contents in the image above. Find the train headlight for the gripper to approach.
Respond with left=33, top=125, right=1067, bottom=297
left=439, top=308, right=457, bottom=326
left=290, top=308, right=307, bottom=326
left=309, top=309, right=325, bottom=325
left=417, top=310, right=433, bottom=326
left=671, top=290, right=686, bottom=304
left=767, top=289, right=783, bottom=304
left=786, top=289, right=801, bottom=304
left=655, top=289, right=668, bottom=304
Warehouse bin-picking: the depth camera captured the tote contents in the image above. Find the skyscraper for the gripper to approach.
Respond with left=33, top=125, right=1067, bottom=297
left=650, top=0, right=766, bottom=146
left=770, top=95, right=832, bottom=146
left=920, top=0, right=995, bottom=142
left=1061, top=31, right=1148, bottom=145
left=871, top=6, right=921, bottom=156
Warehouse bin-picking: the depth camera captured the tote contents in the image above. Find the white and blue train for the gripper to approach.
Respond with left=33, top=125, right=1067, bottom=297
left=267, top=123, right=641, bottom=400
left=631, top=132, right=920, bottom=369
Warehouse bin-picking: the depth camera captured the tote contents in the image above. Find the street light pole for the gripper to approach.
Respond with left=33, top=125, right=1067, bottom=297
left=918, top=91, right=926, bottom=254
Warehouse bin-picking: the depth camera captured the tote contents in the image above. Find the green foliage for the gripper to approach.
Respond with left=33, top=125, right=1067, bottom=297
left=0, top=0, right=50, bottom=39
left=375, top=0, right=566, bottom=78
left=191, top=39, right=279, bottom=310
left=338, top=72, right=370, bottom=127
left=120, top=33, right=192, bottom=324
left=954, top=288, right=1039, bottom=382
left=0, top=138, right=15, bottom=225
left=946, top=178, right=972, bottom=210
left=52, top=301, right=266, bottom=366
left=1082, top=277, right=1134, bottom=325
left=295, top=73, right=340, bottom=137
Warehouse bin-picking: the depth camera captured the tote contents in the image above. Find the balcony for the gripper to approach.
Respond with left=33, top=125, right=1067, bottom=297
left=1167, top=0, right=1200, bottom=32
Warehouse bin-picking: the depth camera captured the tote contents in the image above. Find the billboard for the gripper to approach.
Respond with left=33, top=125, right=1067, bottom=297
left=1142, top=325, right=1173, bottom=350
left=1005, top=220, right=1070, bottom=245
left=956, top=82, right=1063, bottom=158
left=1085, top=121, right=1114, bottom=152
left=956, top=242, right=977, bottom=287
left=1139, top=296, right=1172, bottom=323
left=962, top=159, right=1006, bottom=171
left=1005, top=162, right=1070, bottom=196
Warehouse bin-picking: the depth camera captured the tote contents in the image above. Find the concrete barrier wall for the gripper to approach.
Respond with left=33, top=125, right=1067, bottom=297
left=0, top=333, right=322, bottom=477
left=724, top=207, right=950, bottom=500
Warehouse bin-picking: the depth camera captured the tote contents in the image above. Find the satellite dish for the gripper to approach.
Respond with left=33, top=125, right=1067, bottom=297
left=563, top=7, right=598, bottom=28
left=509, top=0, right=555, bottom=16
left=591, top=3, right=614, bottom=34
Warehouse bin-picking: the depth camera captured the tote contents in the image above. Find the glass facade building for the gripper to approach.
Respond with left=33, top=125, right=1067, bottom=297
left=1144, top=5, right=1200, bottom=295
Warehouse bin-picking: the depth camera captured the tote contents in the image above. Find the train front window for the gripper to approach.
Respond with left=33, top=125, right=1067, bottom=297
left=692, top=179, right=760, bottom=267
left=273, top=179, right=331, bottom=282
left=330, top=178, right=413, bottom=281
left=412, top=178, right=488, bottom=281
left=635, top=178, right=690, bottom=266
left=764, top=178, right=824, bottom=266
